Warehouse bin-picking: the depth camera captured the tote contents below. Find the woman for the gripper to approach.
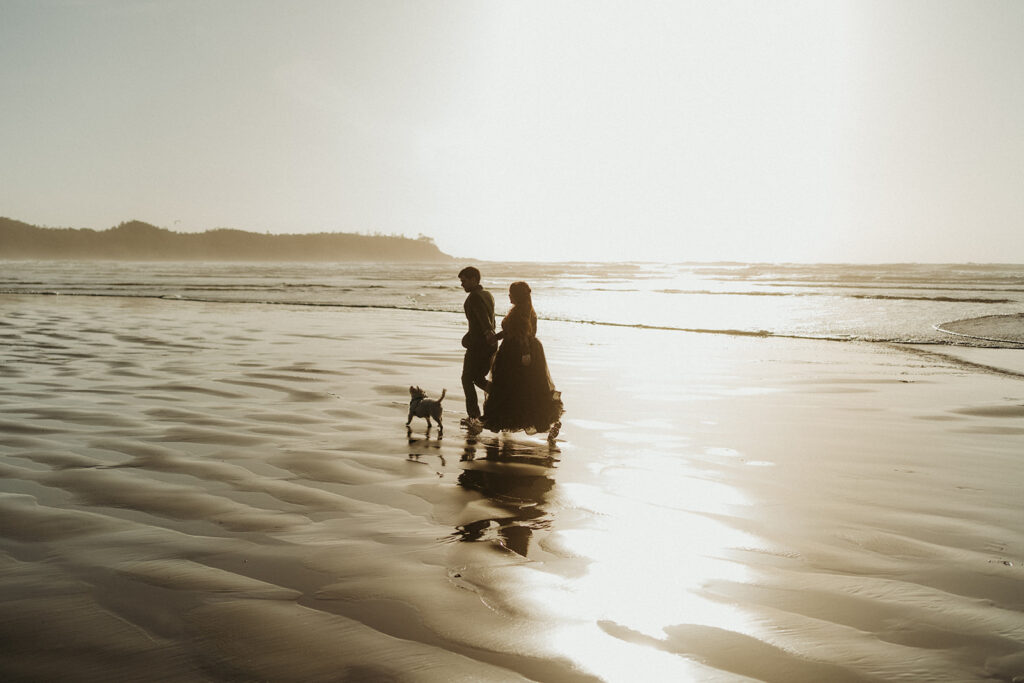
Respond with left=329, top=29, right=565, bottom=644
left=482, top=281, right=563, bottom=439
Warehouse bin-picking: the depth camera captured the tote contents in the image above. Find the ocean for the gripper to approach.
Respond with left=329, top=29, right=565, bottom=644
left=3, top=260, right=1023, bottom=347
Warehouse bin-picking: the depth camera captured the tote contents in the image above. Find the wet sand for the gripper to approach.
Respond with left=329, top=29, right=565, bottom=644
left=937, top=313, right=1024, bottom=346
left=1, top=293, right=1023, bottom=682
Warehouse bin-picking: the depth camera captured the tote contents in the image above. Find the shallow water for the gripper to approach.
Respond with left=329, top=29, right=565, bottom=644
left=3, top=261, right=1024, bottom=347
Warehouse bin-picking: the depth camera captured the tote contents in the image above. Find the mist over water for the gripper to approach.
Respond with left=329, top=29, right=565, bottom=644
left=3, top=261, right=1023, bottom=347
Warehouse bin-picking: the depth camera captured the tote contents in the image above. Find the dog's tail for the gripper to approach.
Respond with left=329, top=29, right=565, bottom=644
left=439, top=389, right=446, bottom=402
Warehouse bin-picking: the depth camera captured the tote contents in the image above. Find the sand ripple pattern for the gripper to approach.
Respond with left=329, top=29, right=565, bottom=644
left=2, top=294, right=1024, bottom=682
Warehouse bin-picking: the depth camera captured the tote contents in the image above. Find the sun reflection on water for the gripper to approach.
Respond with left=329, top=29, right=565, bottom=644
left=545, top=475, right=756, bottom=635
left=537, top=472, right=763, bottom=681
left=451, top=430, right=765, bottom=680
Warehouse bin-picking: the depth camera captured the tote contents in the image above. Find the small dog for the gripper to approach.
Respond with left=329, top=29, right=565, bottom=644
left=406, top=386, right=446, bottom=433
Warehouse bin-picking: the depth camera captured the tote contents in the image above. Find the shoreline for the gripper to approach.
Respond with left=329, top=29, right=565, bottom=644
left=5, top=289, right=1024, bottom=354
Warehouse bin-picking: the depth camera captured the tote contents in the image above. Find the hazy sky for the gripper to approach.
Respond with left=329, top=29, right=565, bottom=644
left=2, top=1, right=1022, bottom=262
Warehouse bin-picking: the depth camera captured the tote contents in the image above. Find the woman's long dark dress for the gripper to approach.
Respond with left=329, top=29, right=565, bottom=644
left=482, top=306, right=563, bottom=434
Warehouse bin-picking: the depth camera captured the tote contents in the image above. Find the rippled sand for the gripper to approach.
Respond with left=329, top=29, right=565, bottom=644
left=1, top=293, right=1023, bottom=682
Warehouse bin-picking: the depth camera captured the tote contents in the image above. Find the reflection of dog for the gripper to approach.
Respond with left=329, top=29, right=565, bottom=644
left=407, top=386, right=446, bottom=433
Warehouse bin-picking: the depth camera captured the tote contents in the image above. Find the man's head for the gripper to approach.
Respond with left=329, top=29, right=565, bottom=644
left=458, top=266, right=481, bottom=292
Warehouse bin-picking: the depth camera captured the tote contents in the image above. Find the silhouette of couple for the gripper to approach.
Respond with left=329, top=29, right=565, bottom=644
left=458, top=267, right=563, bottom=440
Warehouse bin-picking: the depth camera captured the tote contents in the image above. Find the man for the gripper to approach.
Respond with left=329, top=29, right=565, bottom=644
left=458, top=266, right=497, bottom=427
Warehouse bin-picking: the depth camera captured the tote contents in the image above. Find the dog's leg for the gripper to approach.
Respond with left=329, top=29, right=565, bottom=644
left=406, top=411, right=413, bottom=427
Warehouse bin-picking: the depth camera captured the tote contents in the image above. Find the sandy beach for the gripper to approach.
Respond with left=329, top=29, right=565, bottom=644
left=2, top=292, right=1023, bottom=682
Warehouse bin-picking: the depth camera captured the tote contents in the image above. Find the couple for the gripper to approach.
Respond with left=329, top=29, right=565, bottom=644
left=458, top=267, right=563, bottom=440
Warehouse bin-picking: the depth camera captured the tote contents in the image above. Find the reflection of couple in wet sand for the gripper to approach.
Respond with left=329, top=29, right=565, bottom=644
left=456, top=437, right=556, bottom=557
left=457, top=266, right=563, bottom=442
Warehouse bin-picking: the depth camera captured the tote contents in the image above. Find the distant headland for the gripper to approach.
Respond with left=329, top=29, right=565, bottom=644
left=0, top=217, right=454, bottom=262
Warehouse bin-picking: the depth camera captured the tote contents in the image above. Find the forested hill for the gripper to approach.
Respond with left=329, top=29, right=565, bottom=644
left=0, top=218, right=453, bottom=262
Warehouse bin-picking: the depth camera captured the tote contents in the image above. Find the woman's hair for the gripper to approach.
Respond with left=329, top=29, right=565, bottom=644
left=509, top=281, right=532, bottom=308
